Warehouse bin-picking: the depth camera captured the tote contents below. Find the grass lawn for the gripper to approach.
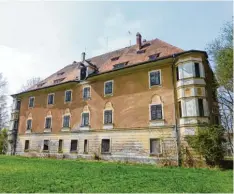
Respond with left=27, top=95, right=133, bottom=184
left=0, top=156, right=232, bottom=193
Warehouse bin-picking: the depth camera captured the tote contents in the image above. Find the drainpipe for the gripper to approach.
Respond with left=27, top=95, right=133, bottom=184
left=171, top=54, right=181, bottom=166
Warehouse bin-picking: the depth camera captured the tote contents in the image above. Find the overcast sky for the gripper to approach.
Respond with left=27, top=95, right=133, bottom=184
left=0, top=1, right=232, bottom=107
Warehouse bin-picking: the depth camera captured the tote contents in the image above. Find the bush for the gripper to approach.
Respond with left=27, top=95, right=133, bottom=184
left=186, top=124, right=226, bottom=166
left=0, top=129, right=8, bottom=154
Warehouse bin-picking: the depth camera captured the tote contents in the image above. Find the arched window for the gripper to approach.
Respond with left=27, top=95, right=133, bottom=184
left=26, top=113, right=32, bottom=132
left=62, top=108, right=71, bottom=128
left=103, top=102, right=114, bottom=129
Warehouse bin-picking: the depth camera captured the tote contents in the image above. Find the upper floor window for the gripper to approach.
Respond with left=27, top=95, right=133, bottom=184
left=65, top=90, right=72, bottom=103
left=148, top=53, right=160, bottom=61
left=176, top=66, right=179, bottom=81
left=83, top=87, right=91, bottom=100
left=63, top=115, right=70, bottom=128
left=15, top=100, right=21, bottom=110
left=149, top=70, right=161, bottom=87
left=54, top=78, right=65, bottom=84
left=104, top=110, right=113, bottom=124
left=150, top=104, right=163, bottom=120
left=28, top=97, right=35, bottom=108
left=113, top=62, right=128, bottom=70
left=194, top=63, right=200, bottom=77
left=104, top=80, right=113, bottom=96
left=198, top=98, right=204, bottom=117
left=81, top=113, right=89, bottom=127
left=137, top=49, right=146, bottom=54
left=111, top=56, right=119, bottom=61
left=48, top=94, right=54, bottom=105
left=178, top=101, right=182, bottom=118
left=45, top=117, right=52, bottom=129
left=26, top=119, right=32, bottom=130
left=13, top=120, right=19, bottom=130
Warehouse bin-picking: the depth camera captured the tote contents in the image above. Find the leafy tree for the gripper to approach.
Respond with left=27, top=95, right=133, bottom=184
left=206, top=21, right=233, bottom=153
left=0, top=128, right=8, bottom=154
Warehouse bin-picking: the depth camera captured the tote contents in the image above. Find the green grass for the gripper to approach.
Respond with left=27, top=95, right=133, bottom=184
left=0, top=156, right=232, bottom=193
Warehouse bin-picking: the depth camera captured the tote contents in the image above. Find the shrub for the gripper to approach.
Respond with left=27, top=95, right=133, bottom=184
left=186, top=124, right=226, bottom=166
left=0, top=129, right=8, bottom=154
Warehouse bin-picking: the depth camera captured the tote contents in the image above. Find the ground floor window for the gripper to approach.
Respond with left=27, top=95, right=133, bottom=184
left=84, top=139, right=88, bottom=154
left=101, top=139, right=110, bottom=153
left=150, top=139, right=161, bottom=155
left=43, top=140, right=49, bottom=151
left=70, top=140, right=78, bottom=152
left=24, top=140, right=29, bottom=151
left=58, top=139, right=63, bottom=152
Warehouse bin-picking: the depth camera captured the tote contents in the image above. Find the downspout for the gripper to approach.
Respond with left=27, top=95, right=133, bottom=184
left=171, top=54, right=181, bottom=166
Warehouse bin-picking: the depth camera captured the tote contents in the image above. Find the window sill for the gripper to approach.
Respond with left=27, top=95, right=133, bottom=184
left=149, top=120, right=165, bottom=127
left=103, top=124, right=114, bottom=129
left=83, top=97, right=91, bottom=101
left=42, top=150, right=49, bottom=153
left=44, top=128, right=52, bottom=133
left=101, top=152, right=111, bottom=155
left=150, top=153, right=162, bottom=157
left=70, top=151, right=78, bottom=154
left=104, top=93, right=113, bottom=97
left=149, top=84, right=162, bottom=89
left=25, top=130, right=32, bottom=134
left=24, top=149, right=29, bottom=152
left=80, top=126, right=90, bottom=131
left=61, top=127, right=71, bottom=132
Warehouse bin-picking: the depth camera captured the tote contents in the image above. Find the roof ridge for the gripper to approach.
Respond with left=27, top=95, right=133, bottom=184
left=154, top=38, right=184, bottom=51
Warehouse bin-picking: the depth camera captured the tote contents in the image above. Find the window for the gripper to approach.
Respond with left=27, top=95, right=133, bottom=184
left=178, top=101, right=182, bottom=118
left=57, top=72, right=64, bottom=76
left=37, top=82, right=46, bottom=87
left=150, top=139, right=161, bottom=154
left=54, top=78, right=65, bottom=84
left=80, top=66, right=87, bottom=80
left=43, top=140, right=49, bottom=151
left=58, top=139, right=63, bottom=152
left=83, top=87, right=90, bottom=100
left=84, top=139, right=88, bottom=153
left=104, top=110, right=112, bottom=124
left=111, top=56, right=119, bottom=61
left=194, top=63, right=200, bottom=77
left=104, top=81, right=113, bottom=95
left=70, top=140, right=78, bottom=152
left=137, top=49, right=146, bottom=54
left=24, top=140, right=29, bottom=151
left=148, top=53, right=160, bottom=60
left=26, top=119, right=32, bottom=130
left=65, top=90, right=72, bottom=102
left=214, top=115, right=219, bottom=125
left=63, top=115, right=70, bottom=128
left=81, top=113, right=89, bottom=127
left=176, top=66, right=179, bottom=81
left=45, top=117, right=52, bottom=129
left=13, top=121, right=18, bottom=130
left=48, top=94, right=54, bottom=105
left=113, top=62, right=128, bottom=70
left=198, top=99, right=204, bottom=117
left=28, top=97, right=34, bottom=108
left=16, top=100, right=21, bottom=110
left=101, top=139, right=110, bottom=153
left=150, top=105, right=162, bottom=120
left=149, top=70, right=161, bottom=87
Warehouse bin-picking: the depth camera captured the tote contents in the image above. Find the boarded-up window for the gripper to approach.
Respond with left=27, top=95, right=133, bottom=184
left=81, top=113, right=89, bottom=126
left=149, top=71, right=161, bottom=86
left=58, top=139, right=63, bottom=152
left=24, top=140, right=29, bottom=150
left=150, top=139, right=161, bottom=154
left=43, top=140, right=49, bottom=151
left=84, top=139, right=88, bottom=154
left=101, top=139, right=110, bottom=153
left=151, top=104, right=162, bottom=120
left=70, top=140, right=78, bottom=152
left=198, top=99, right=204, bottom=117
left=194, top=63, right=200, bottom=77
left=104, top=110, right=112, bottom=124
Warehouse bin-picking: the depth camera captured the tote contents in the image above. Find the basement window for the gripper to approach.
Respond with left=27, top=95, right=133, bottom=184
left=84, top=139, right=88, bottom=154
left=111, top=56, right=120, bottom=61
left=58, top=139, right=63, bottom=152
left=101, top=139, right=110, bottom=154
left=136, top=49, right=146, bottom=54
left=70, top=140, right=78, bottom=152
left=24, top=140, right=29, bottom=151
left=43, top=140, right=49, bottom=151
left=54, top=78, right=65, bottom=84
left=150, top=139, right=161, bottom=155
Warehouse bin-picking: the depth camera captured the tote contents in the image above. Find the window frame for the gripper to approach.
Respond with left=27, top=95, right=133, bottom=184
left=83, top=86, right=91, bottom=100
left=43, top=140, right=49, bottom=151
left=101, top=139, right=111, bottom=154
left=47, top=93, right=55, bottom=105
left=84, top=139, right=88, bottom=154
left=28, top=97, right=35, bottom=108
left=81, top=112, right=90, bottom=127
left=70, top=140, right=78, bottom=152
left=103, top=110, right=113, bottom=125
left=58, top=139, right=63, bottom=152
left=149, top=103, right=164, bottom=121
left=64, top=90, right=72, bottom=103
left=15, top=100, right=21, bottom=110
left=26, top=119, right=32, bottom=130
left=44, top=116, right=52, bottom=129
left=104, top=80, right=114, bottom=96
left=198, top=98, right=204, bottom=117
left=148, top=70, right=162, bottom=88
left=194, top=62, right=200, bottom=78
left=24, top=140, right=30, bottom=151
left=62, top=115, right=71, bottom=128
left=149, top=138, right=162, bottom=155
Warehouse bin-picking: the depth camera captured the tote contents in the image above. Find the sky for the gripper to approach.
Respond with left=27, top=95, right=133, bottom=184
left=0, top=1, right=232, bottom=108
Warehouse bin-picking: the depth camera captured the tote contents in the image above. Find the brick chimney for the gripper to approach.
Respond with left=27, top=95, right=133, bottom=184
left=136, top=32, right=142, bottom=50
left=81, top=52, right=86, bottom=62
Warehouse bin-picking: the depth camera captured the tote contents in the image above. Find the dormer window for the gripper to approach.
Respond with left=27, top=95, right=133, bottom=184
left=54, top=78, right=65, bottom=84
left=111, top=56, right=120, bottom=61
left=148, top=53, right=160, bottom=61
left=113, top=62, right=128, bottom=70
left=37, top=82, right=46, bottom=87
left=57, top=72, right=64, bottom=76
left=80, top=66, right=87, bottom=80
left=137, top=49, right=146, bottom=54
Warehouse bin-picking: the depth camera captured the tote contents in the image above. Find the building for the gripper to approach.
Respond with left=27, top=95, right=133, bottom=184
left=7, top=33, right=219, bottom=164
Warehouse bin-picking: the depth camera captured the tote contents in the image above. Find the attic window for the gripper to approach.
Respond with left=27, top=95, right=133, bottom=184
left=113, top=62, right=128, bottom=70
left=57, top=72, right=64, bottom=76
left=137, top=49, right=146, bottom=54
left=54, top=78, right=65, bottom=84
left=148, top=53, right=160, bottom=61
left=111, top=56, right=120, bottom=61
left=37, top=82, right=46, bottom=87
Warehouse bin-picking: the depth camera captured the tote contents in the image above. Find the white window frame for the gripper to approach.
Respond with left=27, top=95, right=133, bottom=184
left=149, top=103, right=164, bottom=121
left=82, top=85, right=91, bottom=100
left=44, top=115, right=52, bottom=129
left=149, top=138, right=162, bottom=155
left=62, top=114, right=71, bottom=128
left=28, top=96, right=35, bottom=108
left=26, top=118, right=32, bottom=130
left=47, top=93, right=55, bottom=105
left=101, top=138, right=112, bottom=154
left=148, top=69, right=162, bottom=89
left=81, top=112, right=90, bottom=127
left=103, top=109, right=114, bottom=125
left=64, top=90, right=72, bottom=103
left=104, top=80, right=114, bottom=96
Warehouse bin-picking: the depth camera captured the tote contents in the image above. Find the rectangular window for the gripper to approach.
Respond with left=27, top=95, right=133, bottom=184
left=13, top=120, right=18, bottom=130
left=150, top=104, right=162, bottom=120
left=113, top=62, right=128, bottom=70
left=63, top=115, right=70, bottom=128
left=45, top=117, right=52, bottom=129
left=104, top=81, right=113, bottom=95
left=194, top=63, right=200, bottom=77
left=101, top=139, right=110, bottom=153
left=58, top=139, right=63, bottom=152
left=104, top=110, right=112, bottom=124
left=70, top=140, right=78, bottom=152
left=16, top=100, right=21, bottom=110
left=178, top=101, right=182, bottom=118
left=43, top=140, right=49, bottom=151
left=148, top=53, right=160, bottom=61
left=24, top=140, right=29, bottom=151
left=48, top=94, right=54, bottom=105
left=28, top=97, right=34, bottom=108
left=65, top=90, right=72, bottom=102
left=198, top=99, right=204, bottom=117
left=26, top=119, right=32, bottom=130
left=81, top=113, right=89, bottom=127
left=83, top=87, right=90, bottom=100
left=176, top=67, right=179, bottom=81
left=54, top=78, right=65, bottom=84
left=150, top=139, right=161, bottom=154
left=84, top=139, right=88, bottom=154
left=149, top=70, right=161, bottom=87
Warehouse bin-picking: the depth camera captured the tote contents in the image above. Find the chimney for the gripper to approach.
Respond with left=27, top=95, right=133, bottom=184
left=136, top=32, right=142, bottom=50
left=81, top=52, right=86, bottom=62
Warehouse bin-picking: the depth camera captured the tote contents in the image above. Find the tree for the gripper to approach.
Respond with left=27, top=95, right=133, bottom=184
left=206, top=21, right=233, bottom=153
left=20, top=77, right=41, bottom=92
left=0, top=128, right=7, bottom=154
left=0, top=73, right=8, bottom=130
